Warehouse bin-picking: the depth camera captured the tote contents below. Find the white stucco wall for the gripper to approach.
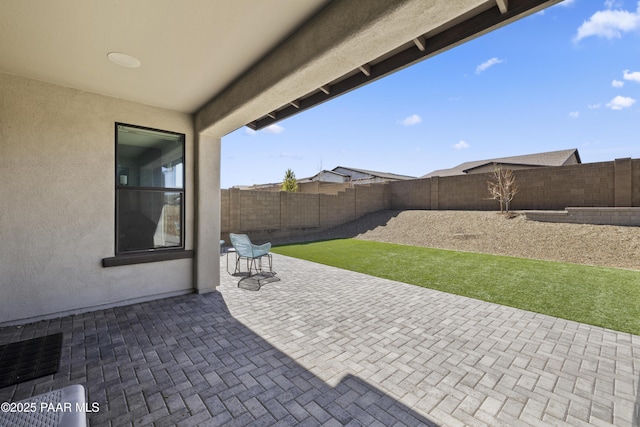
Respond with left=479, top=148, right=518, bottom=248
left=315, top=171, right=346, bottom=183
left=0, top=72, right=195, bottom=325
left=466, top=164, right=542, bottom=175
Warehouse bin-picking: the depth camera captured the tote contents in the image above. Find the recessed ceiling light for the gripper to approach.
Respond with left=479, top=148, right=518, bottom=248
left=107, top=52, right=141, bottom=68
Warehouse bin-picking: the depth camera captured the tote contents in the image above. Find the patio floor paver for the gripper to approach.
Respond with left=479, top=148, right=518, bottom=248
left=0, top=253, right=639, bottom=426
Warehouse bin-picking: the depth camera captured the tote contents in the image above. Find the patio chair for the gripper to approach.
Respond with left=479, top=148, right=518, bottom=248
left=229, top=233, right=276, bottom=289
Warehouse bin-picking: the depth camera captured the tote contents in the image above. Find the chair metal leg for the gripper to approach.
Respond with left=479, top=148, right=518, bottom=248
left=228, top=251, right=277, bottom=290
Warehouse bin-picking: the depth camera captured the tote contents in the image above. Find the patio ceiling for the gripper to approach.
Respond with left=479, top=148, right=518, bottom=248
left=0, top=0, right=562, bottom=135
left=0, top=0, right=332, bottom=113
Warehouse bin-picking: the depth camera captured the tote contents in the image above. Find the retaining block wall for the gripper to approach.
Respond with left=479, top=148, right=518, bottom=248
left=526, top=207, right=640, bottom=226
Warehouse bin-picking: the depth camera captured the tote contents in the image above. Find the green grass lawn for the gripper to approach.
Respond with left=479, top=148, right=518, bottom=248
left=272, top=239, right=640, bottom=335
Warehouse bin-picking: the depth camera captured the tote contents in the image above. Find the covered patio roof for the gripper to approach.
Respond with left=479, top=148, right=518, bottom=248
left=1, top=0, right=565, bottom=325
left=0, top=0, right=562, bottom=137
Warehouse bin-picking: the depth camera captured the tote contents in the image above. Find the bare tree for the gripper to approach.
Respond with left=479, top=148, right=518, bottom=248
left=487, top=166, right=518, bottom=213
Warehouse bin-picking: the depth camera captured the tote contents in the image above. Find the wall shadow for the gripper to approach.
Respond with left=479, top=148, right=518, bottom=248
left=270, top=209, right=403, bottom=246
left=0, top=291, right=438, bottom=426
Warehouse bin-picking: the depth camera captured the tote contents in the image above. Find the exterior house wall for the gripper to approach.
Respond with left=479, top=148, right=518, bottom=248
left=352, top=177, right=389, bottom=185
left=0, top=73, right=195, bottom=325
left=314, top=170, right=347, bottom=183
left=465, top=164, right=542, bottom=175
left=563, top=154, right=580, bottom=166
left=333, top=167, right=368, bottom=180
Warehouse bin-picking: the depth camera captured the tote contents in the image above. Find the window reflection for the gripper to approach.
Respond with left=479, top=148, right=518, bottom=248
left=116, top=124, right=183, bottom=189
left=117, top=191, right=182, bottom=252
left=116, top=123, right=184, bottom=254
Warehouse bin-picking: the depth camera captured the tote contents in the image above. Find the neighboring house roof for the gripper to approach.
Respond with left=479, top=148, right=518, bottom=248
left=422, top=149, right=581, bottom=178
left=332, top=166, right=416, bottom=181
left=298, top=167, right=416, bottom=184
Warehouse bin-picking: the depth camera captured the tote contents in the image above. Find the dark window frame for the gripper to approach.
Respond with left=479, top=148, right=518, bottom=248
left=105, top=122, right=187, bottom=265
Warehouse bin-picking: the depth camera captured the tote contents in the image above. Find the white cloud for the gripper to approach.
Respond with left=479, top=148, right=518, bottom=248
left=244, top=127, right=257, bottom=136
left=605, top=0, right=624, bottom=9
left=612, top=79, right=625, bottom=87
left=557, top=0, right=576, bottom=6
left=263, top=124, right=285, bottom=134
left=606, top=95, right=636, bottom=110
left=588, top=103, right=602, bottom=109
left=475, top=57, right=504, bottom=74
left=573, top=2, right=640, bottom=42
left=623, top=69, right=640, bottom=82
left=400, top=114, right=422, bottom=126
left=280, top=152, right=302, bottom=160
left=569, top=111, right=580, bottom=118
left=453, top=140, right=470, bottom=150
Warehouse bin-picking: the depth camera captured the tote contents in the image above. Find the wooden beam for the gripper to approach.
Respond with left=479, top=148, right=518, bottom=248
left=290, top=100, right=300, bottom=109
left=267, top=111, right=276, bottom=119
left=320, top=85, right=330, bottom=95
left=413, top=36, right=426, bottom=52
left=496, top=0, right=508, bottom=14
left=359, top=64, right=371, bottom=76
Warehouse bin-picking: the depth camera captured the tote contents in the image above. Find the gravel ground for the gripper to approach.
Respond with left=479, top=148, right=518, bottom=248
left=276, top=210, right=640, bottom=271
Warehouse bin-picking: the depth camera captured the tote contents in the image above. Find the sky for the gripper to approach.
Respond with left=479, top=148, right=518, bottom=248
left=220, top=0, right=640, bottom=189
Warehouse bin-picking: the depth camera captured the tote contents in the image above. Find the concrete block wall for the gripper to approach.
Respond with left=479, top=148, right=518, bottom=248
left=282, top=192, right=320, bottom=228
left=221, top=185, right=389, bottom=241
left=220, top=189, right=230, bottom=235
left=239, top=190, right=280, bottom=231
left=512, top=162, right=615, bottom=210
left=634, top=159, right=640, bottom=207
left=437, top=174, right=495, bottom=210
left=298, top=181, right=351, bottom=195
left=320, top=188, right=356, bottom=228
left=615, top=158, right=633, bottom=207
left=389, top=178, right=431, bottom=209
left=355, top=184, right=389, bottom=217
left=390, top=161, right=618, bottom=211
left=221, top=158, right=639, bottom=240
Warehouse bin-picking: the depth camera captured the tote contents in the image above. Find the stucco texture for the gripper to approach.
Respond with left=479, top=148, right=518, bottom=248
left=0, top=72, right=195, bottom=324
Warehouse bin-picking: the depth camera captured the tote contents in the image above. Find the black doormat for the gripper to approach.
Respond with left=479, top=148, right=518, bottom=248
left=0, top=333, right=63, bottom=388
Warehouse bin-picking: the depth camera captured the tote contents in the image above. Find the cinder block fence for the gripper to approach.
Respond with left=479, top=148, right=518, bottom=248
left=221, top=158, right=639, bottom=241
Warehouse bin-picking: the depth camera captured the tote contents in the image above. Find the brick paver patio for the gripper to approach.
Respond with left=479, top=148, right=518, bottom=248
left=1, top=253, right=639, bottom=426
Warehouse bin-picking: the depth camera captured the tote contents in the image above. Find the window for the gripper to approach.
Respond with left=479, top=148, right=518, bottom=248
left=115, top=123, right=185, bottom=254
